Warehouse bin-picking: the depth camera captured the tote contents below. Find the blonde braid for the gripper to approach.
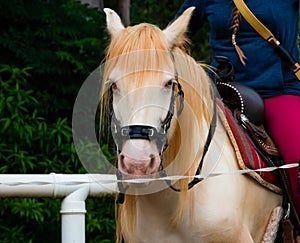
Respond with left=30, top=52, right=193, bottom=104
left=231, top=5, right=247, bottom=65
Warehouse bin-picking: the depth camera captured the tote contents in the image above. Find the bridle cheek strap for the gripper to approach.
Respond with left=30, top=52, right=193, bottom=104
left=163, top=97, right=217, bottom=192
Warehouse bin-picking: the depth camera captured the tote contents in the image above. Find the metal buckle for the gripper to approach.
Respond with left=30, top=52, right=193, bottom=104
left=284, top=203, right=291, bottom=220
left=121, top=127, right=129, bottom=136
left=113, top=124, right=118, bottom=133
left=147, top=128, right=155, bottom=137
left=240, top=113, right=249, bottom=129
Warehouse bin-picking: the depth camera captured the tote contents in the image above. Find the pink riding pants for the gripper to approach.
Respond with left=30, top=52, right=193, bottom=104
left=264, top=95, right=300, bottom=213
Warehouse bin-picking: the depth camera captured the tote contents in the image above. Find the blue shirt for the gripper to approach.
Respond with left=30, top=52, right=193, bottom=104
left=176, top=0, right=300, bottom=98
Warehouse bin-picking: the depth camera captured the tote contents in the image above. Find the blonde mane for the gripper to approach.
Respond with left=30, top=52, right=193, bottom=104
left=100, top=22, right=215, bottom=243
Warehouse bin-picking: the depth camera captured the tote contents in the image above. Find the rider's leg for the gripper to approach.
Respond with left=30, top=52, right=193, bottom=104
left=264, top=94, right=300, bottom=214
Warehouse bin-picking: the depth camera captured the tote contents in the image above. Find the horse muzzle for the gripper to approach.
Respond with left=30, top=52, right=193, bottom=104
left=118, top=143, right=161, bottom=176
left=112, top=125, right=167, bottom=177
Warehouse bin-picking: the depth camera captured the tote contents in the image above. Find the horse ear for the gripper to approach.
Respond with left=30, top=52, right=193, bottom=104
left=163, top=7, right=195, bottom=48
left=104, top=8, right=125, bottom=38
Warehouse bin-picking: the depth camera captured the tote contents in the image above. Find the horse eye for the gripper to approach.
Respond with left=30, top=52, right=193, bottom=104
left=111, top=82, right=118, bottom=91
left=164, top=80, right=174, bottom=89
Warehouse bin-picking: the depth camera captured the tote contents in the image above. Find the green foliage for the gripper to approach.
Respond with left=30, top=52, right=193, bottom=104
left=0, top=65, right=115, bottom=242
left=86, top=198, right=116, bottom=242
left=0, top=0, right=107, bottom=114
left=0, top=65, right=78, bottom=174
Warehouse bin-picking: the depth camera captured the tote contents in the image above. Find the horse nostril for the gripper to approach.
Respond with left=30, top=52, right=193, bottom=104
left=149, top=154, right=155, bottom=168
left=120, top=154, right=125, bottom=168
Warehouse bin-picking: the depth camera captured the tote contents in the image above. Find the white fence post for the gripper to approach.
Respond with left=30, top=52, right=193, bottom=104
left=61, top=186, right=89, bottom=243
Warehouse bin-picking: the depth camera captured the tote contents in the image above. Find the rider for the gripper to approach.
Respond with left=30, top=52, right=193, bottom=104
left=174, top=0, right=300, bottom=218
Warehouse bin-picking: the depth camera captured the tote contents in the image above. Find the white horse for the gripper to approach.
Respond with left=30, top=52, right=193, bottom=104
left=101, top=7, right=282, bottom=243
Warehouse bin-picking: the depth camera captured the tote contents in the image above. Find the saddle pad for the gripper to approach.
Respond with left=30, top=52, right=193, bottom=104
left=217, top=100, right=282, bottom=194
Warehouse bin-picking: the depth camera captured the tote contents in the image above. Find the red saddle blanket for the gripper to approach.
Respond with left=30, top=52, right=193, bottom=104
left=219, top=101, right=282, bottom=193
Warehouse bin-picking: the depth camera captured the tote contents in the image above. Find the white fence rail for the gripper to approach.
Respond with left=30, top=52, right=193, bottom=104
left=0, top=173, right=117, bottom=243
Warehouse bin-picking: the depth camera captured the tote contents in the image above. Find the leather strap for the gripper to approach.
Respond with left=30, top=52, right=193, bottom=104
left=233, top=0, right=300, bottom=81
left=282, top=219, right=295, bottom=243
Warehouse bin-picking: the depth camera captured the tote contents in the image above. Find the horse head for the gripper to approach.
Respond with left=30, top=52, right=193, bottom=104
left=102, top=8, right=195, bottom=178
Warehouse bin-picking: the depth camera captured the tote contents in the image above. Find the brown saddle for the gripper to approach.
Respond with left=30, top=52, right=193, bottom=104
left=216, top=81, right=280, bottom=157
left=214, top=56, right=280, bottom=158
